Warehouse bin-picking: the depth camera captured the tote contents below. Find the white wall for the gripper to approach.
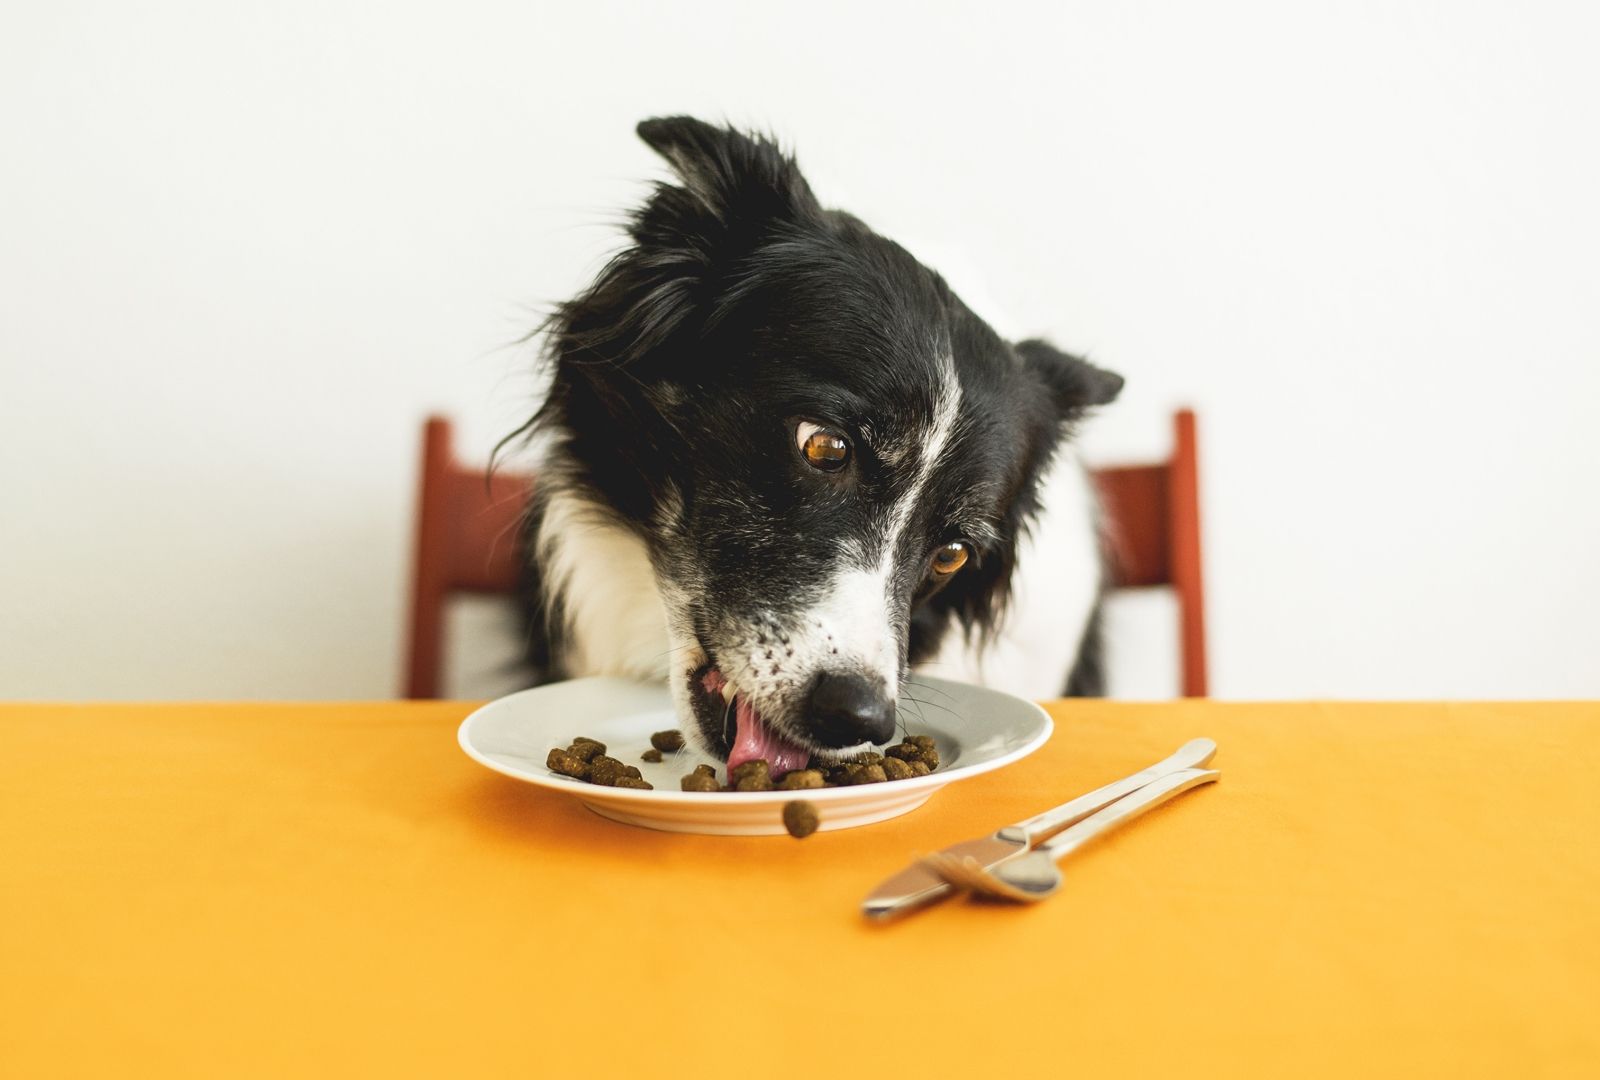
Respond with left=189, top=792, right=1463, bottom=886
left=3, top=1, right=1596, bottom=701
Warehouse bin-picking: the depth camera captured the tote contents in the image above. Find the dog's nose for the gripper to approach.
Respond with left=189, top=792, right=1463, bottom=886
left=805, top=672, right=896, bottom=747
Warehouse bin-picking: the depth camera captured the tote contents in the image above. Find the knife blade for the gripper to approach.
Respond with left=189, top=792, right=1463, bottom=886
left=861, top=737, right=1217, bottom=921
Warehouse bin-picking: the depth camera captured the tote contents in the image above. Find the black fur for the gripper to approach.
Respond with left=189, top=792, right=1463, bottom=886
left=1064, top=598, right=1108, bottom=697
left=510, top=117, right=1120, bottom=744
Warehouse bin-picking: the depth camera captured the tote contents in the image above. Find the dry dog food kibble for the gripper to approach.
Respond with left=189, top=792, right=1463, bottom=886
left=680, top=763, right=720, bottom=792
left=852, top=763, right=889, bottom=785
left=568, top=737, right=607, bottom=761
left=545, top=738, right=654, bottom=790
left=649, top=730, right=686, bottom=753
left=777, top=769, right=825, bottom=790
left=881, top=756, right=914, bottom=781
left=782, top=800, right=820, bottom=839
left=730, top=760, right=774, bottom=792
left=549, top=733, right=940, bottom=801
left=545, top=748, right=589, bottom=779
left=813, top=738, right=942, bottom=786
left=675, top=736, right=941, bottom=797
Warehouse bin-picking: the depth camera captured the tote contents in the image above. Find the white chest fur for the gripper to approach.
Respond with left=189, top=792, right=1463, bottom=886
left=534, top=485, right=673, bottom=681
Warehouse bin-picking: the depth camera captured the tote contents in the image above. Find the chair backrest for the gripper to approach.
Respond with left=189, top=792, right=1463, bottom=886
left=403, top=410, right=1206, bottom=698
left=402, top=417, right=532, bottom=698
left=1091, top=409, right=1207, bottom=696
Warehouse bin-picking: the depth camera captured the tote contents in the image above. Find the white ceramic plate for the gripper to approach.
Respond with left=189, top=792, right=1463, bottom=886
left=458, top=674, right=1051, bottom=835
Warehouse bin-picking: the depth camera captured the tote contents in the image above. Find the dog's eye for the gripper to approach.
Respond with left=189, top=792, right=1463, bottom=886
left=931, top=542, right=969, bottom=576
left=796, top=421, right=851, bottom=473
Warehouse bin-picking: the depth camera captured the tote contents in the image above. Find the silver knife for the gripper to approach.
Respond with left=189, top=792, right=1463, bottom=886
left=861, top=737, right=1218, bottom=921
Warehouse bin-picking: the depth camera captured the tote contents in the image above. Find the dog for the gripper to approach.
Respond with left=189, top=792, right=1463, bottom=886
left=510, top=116, right=1122, bottom=774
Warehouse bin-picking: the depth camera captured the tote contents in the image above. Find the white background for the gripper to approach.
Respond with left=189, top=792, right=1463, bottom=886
left=3, top=1, right=1596, bottom=701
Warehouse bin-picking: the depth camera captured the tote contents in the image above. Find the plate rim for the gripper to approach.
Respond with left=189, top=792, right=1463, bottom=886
left=456, top=673, right=1053, bottom=804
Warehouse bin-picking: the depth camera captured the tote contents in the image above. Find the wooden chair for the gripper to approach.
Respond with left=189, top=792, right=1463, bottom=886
left=403, top=410, right=1206, bottom=698
left=1091, top=409, right=1208, bottom=697
left=402, top=418, right=533, bottom=698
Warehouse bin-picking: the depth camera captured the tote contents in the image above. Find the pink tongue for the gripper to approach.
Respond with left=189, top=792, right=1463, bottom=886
left=729, top=695, right=811, bottom=777
left=702, top=669, right=810, bottom=778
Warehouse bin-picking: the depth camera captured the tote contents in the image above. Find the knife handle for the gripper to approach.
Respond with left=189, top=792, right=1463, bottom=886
left=1012, top=737, right=1217, bottom=843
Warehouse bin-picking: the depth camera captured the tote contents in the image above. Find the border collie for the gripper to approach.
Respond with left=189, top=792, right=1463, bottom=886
left=511, top=116, right=1122, bottom=775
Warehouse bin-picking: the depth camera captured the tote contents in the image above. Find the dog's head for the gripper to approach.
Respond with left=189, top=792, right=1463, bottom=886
left=541, top=116, right=1121, bottom=769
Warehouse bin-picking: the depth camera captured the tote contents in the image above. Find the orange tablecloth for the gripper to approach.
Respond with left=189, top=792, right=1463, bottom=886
left=2, top=700, right=1597, bottom=1077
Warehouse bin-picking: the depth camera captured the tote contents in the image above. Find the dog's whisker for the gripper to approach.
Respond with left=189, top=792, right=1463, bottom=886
left=908, top=679, right=961, bottom=705
left=643, top=642, right=701, bottom=664
left=901, top=694, right=963, bottom=722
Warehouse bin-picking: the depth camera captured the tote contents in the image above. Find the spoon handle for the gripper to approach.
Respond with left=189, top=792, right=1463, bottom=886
left=1035, top=767, right=1220, bottom=863
left=1013, top=738, right=1217, bottom=843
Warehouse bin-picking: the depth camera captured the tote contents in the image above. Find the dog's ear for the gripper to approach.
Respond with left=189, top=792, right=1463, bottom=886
left=1015, top=338, right=1125, bottom=414
left=550, top=118, right=824, bottom=373
left=635, top=116, right=821, bottom=229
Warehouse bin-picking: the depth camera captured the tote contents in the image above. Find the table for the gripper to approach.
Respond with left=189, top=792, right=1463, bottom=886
left=3, top=700, right=1597, bottom=1077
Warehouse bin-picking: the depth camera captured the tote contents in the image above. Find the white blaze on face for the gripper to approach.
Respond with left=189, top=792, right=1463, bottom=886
left=793, top=563, right=899, bottom=689
left=791, top=358, right=965, bottom=690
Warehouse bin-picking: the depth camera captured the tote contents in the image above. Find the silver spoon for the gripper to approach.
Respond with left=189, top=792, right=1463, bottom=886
left=923, top=767, right=1219, bottom=902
